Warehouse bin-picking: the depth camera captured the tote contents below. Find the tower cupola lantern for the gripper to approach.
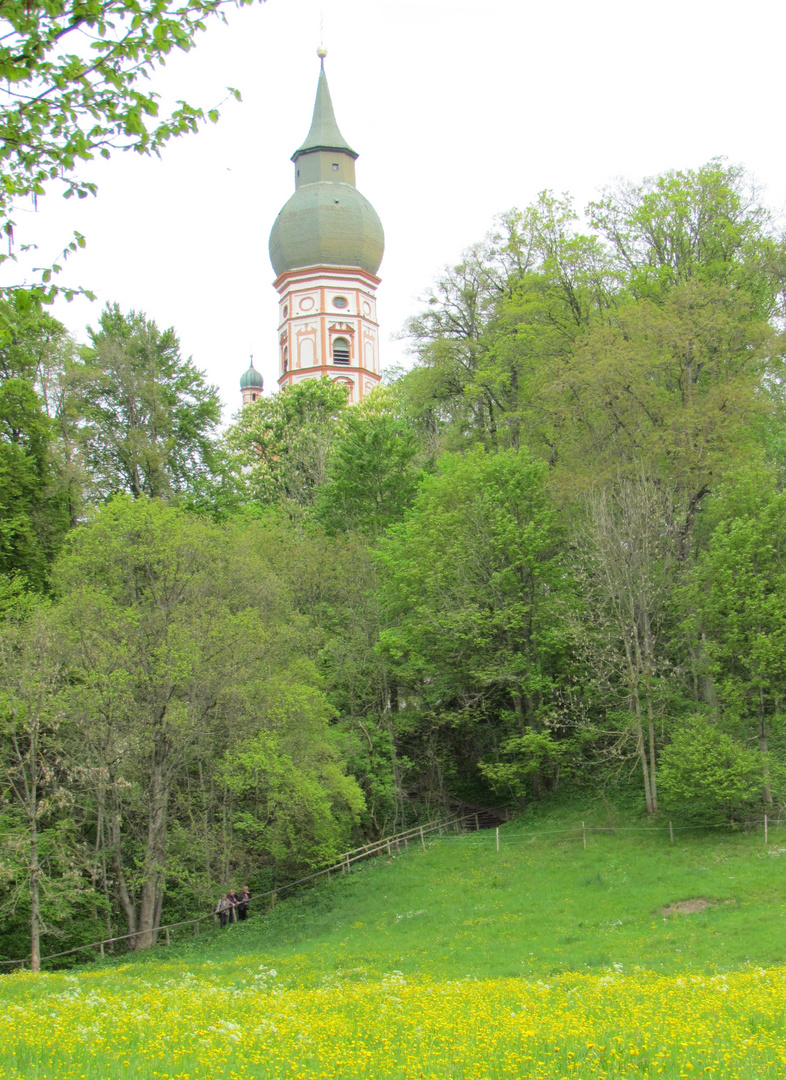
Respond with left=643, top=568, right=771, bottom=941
left=265, top=49, right=384, bottom=405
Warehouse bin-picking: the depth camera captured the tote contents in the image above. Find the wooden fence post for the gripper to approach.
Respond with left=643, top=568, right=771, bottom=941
left=194, top=921, right=200, bottom=937
left=496, top=826, right=499, bottom=852
left=387, top=839, right=392, bottom=855
left=420, top=826, right=426, bottom=851
left=765, top=814, right=769, bottom=845
left=474, top=813, right=480, bottom=831
left=99, top=942, right=105, bottom=959
left=582, top=821, right=587, bottom=849
left=669, top=821, right=674, bottom=844
left=165, top=928, right=170, bottom=947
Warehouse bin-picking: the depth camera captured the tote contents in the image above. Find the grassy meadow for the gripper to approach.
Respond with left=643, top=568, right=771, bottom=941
left=3, top=804, right=786, bottom=1079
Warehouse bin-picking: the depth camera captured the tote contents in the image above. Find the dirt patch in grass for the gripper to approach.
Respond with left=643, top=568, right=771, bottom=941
left=660, top=898, right=714, bottom=916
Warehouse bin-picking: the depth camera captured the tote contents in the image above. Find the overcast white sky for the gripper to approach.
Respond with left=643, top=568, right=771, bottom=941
left=6, top=0, right=786, bottom=420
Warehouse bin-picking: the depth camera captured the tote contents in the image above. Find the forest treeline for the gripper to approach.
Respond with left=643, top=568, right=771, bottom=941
left=2, top=160, right=786, bottom=965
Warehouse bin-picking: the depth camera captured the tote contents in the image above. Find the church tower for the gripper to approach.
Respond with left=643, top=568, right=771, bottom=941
left=266, top=50, right=384, bottom=404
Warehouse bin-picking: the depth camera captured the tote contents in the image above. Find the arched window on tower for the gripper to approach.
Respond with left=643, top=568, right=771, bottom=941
left=332, top=337, right=350, bottom=365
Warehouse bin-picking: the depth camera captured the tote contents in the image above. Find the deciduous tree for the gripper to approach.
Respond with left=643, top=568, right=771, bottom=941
left=226, top=378, right=347, bottom=508
left=315, top=390, right=424, bottom=539
left=68, top=304, right=221, bottom=502
left=685, top=484, right=786, bottom=804
left=377, top=446, right=565, bottom=802
left=0, top=582, right=74, bottom=970
left=573, top=474, right=680, bottom=814
left=0, top=303, right=74, bottom=585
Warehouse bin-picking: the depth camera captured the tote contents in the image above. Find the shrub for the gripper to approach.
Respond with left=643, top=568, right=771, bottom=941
left=658, top=720, right=762, bottom=824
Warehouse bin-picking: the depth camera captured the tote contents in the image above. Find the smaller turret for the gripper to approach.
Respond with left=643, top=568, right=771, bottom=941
left=240, top=357, right=263, bottom=406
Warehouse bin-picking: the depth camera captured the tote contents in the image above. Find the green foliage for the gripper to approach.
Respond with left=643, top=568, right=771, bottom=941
left=0, top=377, right=51, bottom=586
left=0, top=586, right=93, bottom=966
left=687, top=487, right=786, bottom=721
left=587, top=160, right=780, bottom=307
left=377, top=445, right=567, bottom=801
left=387, top=161, right=786, bottom=812
left=0, top=303, right=74, bottom=586
left=400, top=196, right=611, bottom=453
left=681, top=479, right=786, bottom=808
left=479, top=729, right=569, bottom=800
left=400, top=163, right=784, bottom=524
left=222, top=512, right=400, bottom=837
left=222, top=678, right=365, bottom=869
left=316, top=390, right=424, bottom=539
left=547, top=280, right=778, bottom=510
left=0, top=0, right=254, bottom=306
left=40, top=497, right=368, bottom=948
left=68, top=304, right=221, bottom=501
left=379, top=446, right=562, bottom=718
left=4, top=156, right=786, bottom=960
left=658, top=721, right=763, bottom=824
left=226, top=379, right=348, bottom=507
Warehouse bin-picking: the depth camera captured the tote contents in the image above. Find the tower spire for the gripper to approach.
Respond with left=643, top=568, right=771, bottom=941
left=292, top=52, right=357, bottom=161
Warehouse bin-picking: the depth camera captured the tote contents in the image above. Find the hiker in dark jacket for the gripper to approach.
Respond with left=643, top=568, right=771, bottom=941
left=237, top=886, right=251, bottom=921
left=227, top=889, right=239, bottom=922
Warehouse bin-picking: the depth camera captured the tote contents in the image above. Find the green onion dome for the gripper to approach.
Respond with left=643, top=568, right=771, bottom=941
left=240, top=359, right=264, bottom=391
left=269, top=182, right=384, bottom=278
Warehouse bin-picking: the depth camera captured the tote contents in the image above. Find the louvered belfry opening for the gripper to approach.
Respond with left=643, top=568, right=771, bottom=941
left=333, top=337, right=350, bottom=365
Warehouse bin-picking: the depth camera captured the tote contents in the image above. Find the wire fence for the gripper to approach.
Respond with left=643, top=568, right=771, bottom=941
left=0, top=811, right=482, bottom=972
left=432, top=813, right=785, bottom=851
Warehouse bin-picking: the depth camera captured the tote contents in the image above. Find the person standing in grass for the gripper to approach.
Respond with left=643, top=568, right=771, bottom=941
left=237, top=886, right=251, bottom=921
left=214, top=894, right=231, bottom=928
left=227, top=889, right=239, bottom=922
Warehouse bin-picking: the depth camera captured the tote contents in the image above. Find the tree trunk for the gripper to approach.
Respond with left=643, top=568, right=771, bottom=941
left=633, top=690, right=654, bottom=815
left=109, top=807, right=137, bottom=946
left=511, top=691, right=527, bottom=732
left=136, top=753, right=169, bottom=950
left=29, top=813, right=41, bottom=973
left=642, top=611, right=658, bottom=812
left=758, top=688, right=773, bottom=805
left=623, top=626, right=654, bottom=814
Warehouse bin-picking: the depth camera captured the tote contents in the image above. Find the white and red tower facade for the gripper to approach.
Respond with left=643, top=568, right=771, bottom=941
left=274, top=266, right=380, bottom=403
left=266, top=50, right=385, bottom=405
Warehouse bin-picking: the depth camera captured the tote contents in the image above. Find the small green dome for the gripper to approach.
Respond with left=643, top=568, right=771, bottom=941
left=240, top=361, right=264, bottom=390
left=269, top=182, right=384, bottom=278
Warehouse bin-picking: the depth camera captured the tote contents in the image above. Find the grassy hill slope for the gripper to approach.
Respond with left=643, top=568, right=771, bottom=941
left=118, top=803, right=786, bottom=983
